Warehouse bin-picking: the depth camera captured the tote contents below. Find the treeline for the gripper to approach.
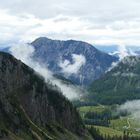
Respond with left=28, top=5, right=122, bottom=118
left=88, top=127, right=140, bottom=140
left=72, top=100, right=98, bottom=107
left=83, top=106, right=128, bottom=126
left=84, top=109, right=111, bottom=126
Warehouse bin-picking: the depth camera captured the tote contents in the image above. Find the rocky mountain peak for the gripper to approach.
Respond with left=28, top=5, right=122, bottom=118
left=31, top=37, right=118, bottom=86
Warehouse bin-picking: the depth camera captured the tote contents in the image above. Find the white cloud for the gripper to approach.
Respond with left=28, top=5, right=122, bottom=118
left=107, top=44, right=138, bottom=71
left=59, top=54, right=86, bottom=75
left=118, top=44, right=129, bottom=60
left=119, top=100, right=140, bottom=120
left=1, top=0, right=140, bottom=47
left=10, top=43, right=82, bottom=100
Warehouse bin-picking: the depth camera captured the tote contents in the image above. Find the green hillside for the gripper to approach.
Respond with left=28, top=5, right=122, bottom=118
left=87, top=56, right=140, bottom=105
left=78, top=105, right=140, bottom=140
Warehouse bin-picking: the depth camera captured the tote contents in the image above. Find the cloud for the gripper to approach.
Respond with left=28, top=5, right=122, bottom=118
left=106, top=61, right=119, bottom=72
left=117, top=44, right=137, bottom=60
left=1, top=0, right=140, bottom=47
left=10, top=43, right=82, bottom=100
left=128, top=48, right=138, bottom=56
left=59, top=54, right=86, bottom=75
left=107, top=44, right=138, bottom=71
left=106, top=44, right=128, bottom=72
left=1, top=0, right=140, bottom=20
left=118, top=44, right=129, bottom=60
left=119, top=100, right=140, bottom=120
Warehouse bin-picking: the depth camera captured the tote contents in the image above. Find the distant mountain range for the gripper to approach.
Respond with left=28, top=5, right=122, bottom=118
left=96, top=45, right=140, bottom=53
left=3, top=38, right=140, bottom=89
left=87, top=56, right=140, bottom=105
left=0, top=52, right=93, bottom=140
left=30, top=37, right=118, bottom=86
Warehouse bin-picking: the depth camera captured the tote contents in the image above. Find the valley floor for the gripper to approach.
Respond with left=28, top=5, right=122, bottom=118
left=78, top=105, right=140, bottom=139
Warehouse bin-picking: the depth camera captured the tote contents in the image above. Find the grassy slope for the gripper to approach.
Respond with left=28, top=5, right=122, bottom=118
left=78, top=105, right=107, bottom=119
left=93, top=126, right=123, bottom=137
left=78, top=105, right=107, bottom=113
left=110, top=117, right=140, bottom=135
left=78, top=105, right=140, bottom=138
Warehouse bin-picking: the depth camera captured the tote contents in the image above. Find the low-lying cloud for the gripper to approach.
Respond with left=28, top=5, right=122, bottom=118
left=10, top=43, right=83, bottom=100
left=59, top=54, right=86, bottom=75
left=119, top=100, right=140, bottom=120
left=118, top=44, right=129, bottom=60
left=107, top=44, right=138, bottom=72
left=118, top=44, right=138, bottom=60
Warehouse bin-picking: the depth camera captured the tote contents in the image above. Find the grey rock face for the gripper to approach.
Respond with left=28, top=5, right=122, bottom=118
left=31, top=37, right=118, bottom=86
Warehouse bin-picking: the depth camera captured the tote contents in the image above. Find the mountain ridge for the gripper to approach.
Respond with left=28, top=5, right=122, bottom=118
left=87, top=56, right=140, bottom=105
left=31, top=37, right=118, bottom=86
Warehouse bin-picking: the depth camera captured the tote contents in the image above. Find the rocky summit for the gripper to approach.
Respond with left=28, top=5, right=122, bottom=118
left=31, top=37, right=118, bottom=86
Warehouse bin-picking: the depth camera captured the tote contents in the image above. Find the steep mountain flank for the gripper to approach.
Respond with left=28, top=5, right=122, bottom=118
left=0, top=52, right=93, bottom=140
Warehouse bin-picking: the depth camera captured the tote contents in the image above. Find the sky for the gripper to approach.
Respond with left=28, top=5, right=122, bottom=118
left=1, top=0, right=140, bottom=49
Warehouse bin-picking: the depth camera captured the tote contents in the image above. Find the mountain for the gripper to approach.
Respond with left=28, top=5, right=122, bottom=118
left=135, top=50, right=140, bottom=55
left=0, top=52, right=93, bottom=140
left=31, top=37, right=118, bottom=86
left=87, top=56, right=140, bottom=105
left=0, top=46, right=10, bottom=53
left=96, top=45, right=118, bottom=53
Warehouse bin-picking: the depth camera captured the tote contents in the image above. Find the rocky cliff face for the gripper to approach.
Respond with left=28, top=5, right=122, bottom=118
left=0, top=52, right=93, bottom=140
left=31, top=37, right=118, bottom=86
